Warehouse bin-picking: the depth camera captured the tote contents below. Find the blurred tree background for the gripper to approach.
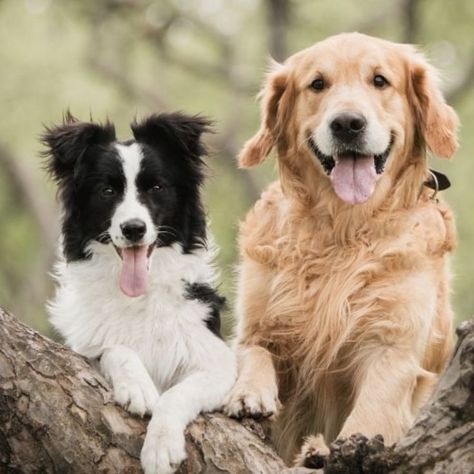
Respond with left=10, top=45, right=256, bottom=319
left=0, top=0, right=473, bottom=337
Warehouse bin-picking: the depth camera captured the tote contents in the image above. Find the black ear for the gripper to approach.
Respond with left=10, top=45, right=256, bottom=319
left=131, top=112, right=212, bottom=160
left=41, top=112, right=116, bottom=184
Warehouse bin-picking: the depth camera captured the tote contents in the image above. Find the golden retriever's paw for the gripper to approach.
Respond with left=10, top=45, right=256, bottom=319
left=294, top=434, right=330, bottom=469
left=224, top=382, right=281, bottom=420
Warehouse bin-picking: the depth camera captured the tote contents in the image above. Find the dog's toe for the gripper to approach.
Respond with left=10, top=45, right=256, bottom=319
left=114, top=379, right=159, bottom=417
left=224, top=384, right=280, bottom=420
left=295, top=434, right=330, bottom=469
left=141, top=419, right=186, bottom=474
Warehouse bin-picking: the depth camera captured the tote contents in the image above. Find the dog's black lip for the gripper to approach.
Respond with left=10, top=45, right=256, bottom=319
left=308, top=136, right=394, bottom=175
left=374, top=137, right=394, bottom=174
left=308, top=139, right=335, bottom=175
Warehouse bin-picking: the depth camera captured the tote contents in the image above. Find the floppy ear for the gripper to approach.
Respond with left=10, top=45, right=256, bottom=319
left=42, top=112, right=116, bottom=184
left=131, top=113, right=212, bottom=161
left=408, top=51, right=459, bottom=158
left=239, top=63, right=295, bottom=168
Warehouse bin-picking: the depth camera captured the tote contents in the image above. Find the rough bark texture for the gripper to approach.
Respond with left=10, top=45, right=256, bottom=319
left=322, top=318, right=474, bottom=474
left=389, top=318, right=474, bottom=473
left=0, top=308, right=286, bottom=473
left=1, top=307, right=473, bottom=473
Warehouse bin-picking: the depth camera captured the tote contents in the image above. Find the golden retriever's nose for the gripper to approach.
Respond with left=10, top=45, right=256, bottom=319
left=330, top=112, right=367, bottom=143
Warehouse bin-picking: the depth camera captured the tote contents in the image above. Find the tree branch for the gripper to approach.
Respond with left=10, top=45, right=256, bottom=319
left=0, top=308, right=286, bottom=473
left=401, top=0, right=422, bottom=43
left=0, top=144, right=57, bottom=248
left=266, top=0, right=290, bottom=62
left=1, top=307, right=474, bottom=472
left=0, top=145, right=58, bottom=318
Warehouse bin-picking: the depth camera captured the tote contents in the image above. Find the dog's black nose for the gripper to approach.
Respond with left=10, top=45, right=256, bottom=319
left=120, top=219, right=146, bottom=242
left=330, top=112, right=367, bottom=143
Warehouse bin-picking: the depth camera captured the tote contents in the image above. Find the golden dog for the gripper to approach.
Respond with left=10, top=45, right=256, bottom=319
left=225, top=33, right=459, bottom=467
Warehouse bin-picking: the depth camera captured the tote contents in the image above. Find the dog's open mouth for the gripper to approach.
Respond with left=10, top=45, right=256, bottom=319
left=309, top=138, right=393, bottom=205
left=113, top=244, right=155, bottom=297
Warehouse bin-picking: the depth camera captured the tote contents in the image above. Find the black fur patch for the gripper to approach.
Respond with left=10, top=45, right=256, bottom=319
left=184, top=282, right=225, bottom=337
left=41, top=113, right=118, bottom=260
left=42, top=112, right=212, bottom=261
left=131, top=113, right=212, bottom=253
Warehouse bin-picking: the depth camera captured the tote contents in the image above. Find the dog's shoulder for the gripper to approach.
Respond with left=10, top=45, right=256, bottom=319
left=240, top=181, right=288, bottom=265
left=402, top=195, right=457, bottom=256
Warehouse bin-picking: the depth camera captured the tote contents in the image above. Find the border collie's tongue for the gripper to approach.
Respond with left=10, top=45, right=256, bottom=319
left=330, top=154, right=376, bottom=205
left=119, top=246, right=149, bottom=297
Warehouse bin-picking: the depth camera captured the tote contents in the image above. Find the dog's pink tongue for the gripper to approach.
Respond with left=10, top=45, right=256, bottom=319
left=119, top=246, right=149, bottom=297
left=330, top=155, right=376, bottom=204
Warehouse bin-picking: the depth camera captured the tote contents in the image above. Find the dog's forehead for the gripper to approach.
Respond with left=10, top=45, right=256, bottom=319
left=81, top=142, right=123, bottom=170
left=291, top=34, right=407, bottom=82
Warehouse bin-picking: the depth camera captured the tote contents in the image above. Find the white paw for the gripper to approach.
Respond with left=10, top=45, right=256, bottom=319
left=224, top=382, right=280, bottom=419
left=141, top=421, right=186, bottom=474
left=113, top=376, right=159, bottom=417
left=100, top=346, right=160, bottom=417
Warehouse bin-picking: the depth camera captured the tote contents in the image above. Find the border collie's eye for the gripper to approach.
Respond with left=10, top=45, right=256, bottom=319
left=148, top=184, right=162, bottom=194
left=101, top=186, right=116, bottom=197
left=310, top=78, right=325, bottom=92
left=373, top=74, right=389, bottom=89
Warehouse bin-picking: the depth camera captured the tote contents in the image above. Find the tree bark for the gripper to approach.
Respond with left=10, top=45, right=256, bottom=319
left=322, top=317, right=474, bottom=474
left=1, top=307, right=473, bottom=473
left=0, top=308, right=286, bottom=473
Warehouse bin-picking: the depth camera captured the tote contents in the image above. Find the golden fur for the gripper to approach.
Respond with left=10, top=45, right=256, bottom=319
left=225, top=33, right=459, bottom=465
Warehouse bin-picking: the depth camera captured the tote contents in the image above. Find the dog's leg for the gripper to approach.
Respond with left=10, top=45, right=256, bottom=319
left=224, top=345, right=280, bottom=419
left=295, top=434, right=330, bottom=469
left=294, top=349, right=419, bottom=468
left=225, top=257, right=280, bottom=419
left=100, top=345, right=159, bottom=417
left=337, top=349, right=419, bottom=444
left=140, top=347, right=236, bottom=474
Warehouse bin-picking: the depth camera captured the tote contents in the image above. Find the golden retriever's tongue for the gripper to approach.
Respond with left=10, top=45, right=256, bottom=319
left=119, top=246, right=149, bottom=297
left=330, top=155, right=376, bottom=204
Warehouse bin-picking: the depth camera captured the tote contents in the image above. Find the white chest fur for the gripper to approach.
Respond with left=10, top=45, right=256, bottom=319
left=49, top=241, right=227, bottom=392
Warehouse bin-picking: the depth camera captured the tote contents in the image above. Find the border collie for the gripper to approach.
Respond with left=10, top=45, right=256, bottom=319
left=43, top=112, right=237, bottom=474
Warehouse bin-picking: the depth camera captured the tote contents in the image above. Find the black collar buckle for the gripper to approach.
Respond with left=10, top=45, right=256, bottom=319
left=424, top=169, right=450, bottom=200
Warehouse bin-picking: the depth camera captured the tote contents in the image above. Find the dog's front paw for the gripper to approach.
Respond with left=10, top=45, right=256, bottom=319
left=294, top=434, right=330, bottom=469
left=113, top=376, right=159, bottom=417
left=141, top=420, right=186, bottom=474
left=224, top=381, right=280, bottom=420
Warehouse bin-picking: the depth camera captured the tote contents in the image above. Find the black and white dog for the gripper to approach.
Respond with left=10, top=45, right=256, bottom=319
left=43, top=113, right=236, bottom=474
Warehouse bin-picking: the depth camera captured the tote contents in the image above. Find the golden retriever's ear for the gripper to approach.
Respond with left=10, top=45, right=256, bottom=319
left=409, top=52, right=459, bottom=158
left=239, top=64, right=294, bottom=168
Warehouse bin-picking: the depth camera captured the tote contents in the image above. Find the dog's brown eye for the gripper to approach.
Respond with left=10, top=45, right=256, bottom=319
left=373, top=74, right=389, bottom=88
left=311, top=78, right=325, bottom=91
left=101, top=186, right=116, bottom=197
left=148, top=184, right=162, bottom=194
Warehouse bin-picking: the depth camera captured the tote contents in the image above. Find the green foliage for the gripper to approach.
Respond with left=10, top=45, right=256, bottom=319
left=0, top=0, right=473, bottom=335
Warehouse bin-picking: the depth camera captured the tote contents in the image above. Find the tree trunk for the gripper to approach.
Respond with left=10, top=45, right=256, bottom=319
left=1, top=307, right=473, bottom=473
left=322, top=318, right=474, bottom=474
left=0, top=308, right=286, bottom=473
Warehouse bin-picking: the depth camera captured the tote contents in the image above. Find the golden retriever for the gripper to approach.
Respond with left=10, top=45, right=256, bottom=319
left=225, top=32, right=459, bottom=467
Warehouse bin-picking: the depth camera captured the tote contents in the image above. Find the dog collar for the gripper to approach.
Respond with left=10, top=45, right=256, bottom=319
left=425, top=169, right=450, bottom=191
left=424, top=169, right=450, bottom=200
